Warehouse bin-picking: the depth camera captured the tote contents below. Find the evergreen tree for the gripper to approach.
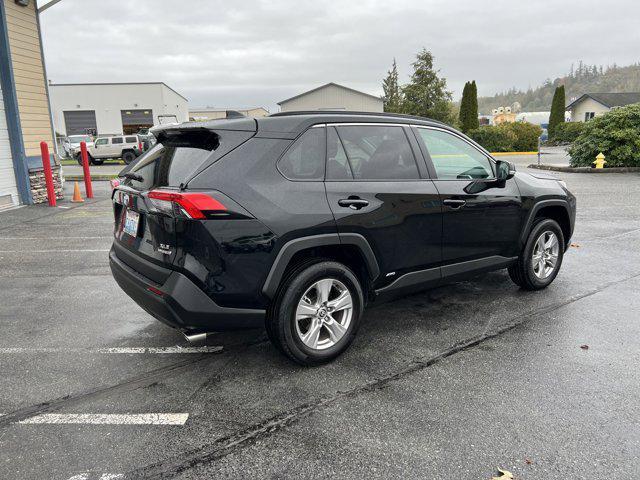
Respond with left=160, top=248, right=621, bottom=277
left=468, top=81, right=479, bottom=131
left=548, top=85, right=566, bottom=139
left=401, top=49, right=453, bottom=124
left=458, top=82, right=471, bottom=131
left=459, top=80, right=479, bottom=133
left=382, top=59, right=402, bottom=113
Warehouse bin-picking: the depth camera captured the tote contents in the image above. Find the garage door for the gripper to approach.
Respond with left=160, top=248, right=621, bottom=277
left=0, top=82, right=19, bottom=209
left=121, top=109, right=153, bottom=134
left=63, top=110, right=97, bottom=136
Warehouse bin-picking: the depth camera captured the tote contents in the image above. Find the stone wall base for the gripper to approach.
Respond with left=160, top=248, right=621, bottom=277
left=29, top=166, right=64, bottom=204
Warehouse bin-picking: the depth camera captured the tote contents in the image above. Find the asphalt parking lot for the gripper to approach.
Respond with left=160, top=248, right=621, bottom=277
left=1, top=169, right=639, bottom=479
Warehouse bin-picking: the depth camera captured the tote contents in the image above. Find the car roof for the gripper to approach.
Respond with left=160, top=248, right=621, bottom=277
left=255, top=111, right=450, bottom=139
left=152, top=111, right=452, bottom=140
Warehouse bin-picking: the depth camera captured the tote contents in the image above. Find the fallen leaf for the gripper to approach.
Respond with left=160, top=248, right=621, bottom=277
left=525, top=458, right=533, bottom=465
left=491, top=468, right=514, bottom=480
left=580, top=344, right=589, bottom=350
left=570, top=243, right=581, bottom=248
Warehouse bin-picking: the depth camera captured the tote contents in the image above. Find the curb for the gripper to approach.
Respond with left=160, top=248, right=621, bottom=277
left=64, top=174, right=118, bottom=181
left=528, top=164, right=640, bottom=173
left=492, top=152, right=539, bottom=156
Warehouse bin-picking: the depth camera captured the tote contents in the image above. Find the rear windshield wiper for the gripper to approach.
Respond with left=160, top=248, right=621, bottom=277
left=122, top=172, right=143, bottom=182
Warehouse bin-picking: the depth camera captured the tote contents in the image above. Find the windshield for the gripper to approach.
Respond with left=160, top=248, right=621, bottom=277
left=68, top=135, right=92, bottom=144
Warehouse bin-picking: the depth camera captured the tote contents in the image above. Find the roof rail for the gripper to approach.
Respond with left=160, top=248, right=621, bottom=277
left=269, top=110, right=446, bottom=125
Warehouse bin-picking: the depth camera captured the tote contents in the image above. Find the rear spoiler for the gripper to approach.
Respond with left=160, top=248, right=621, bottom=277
left=150, top=118, right=257, bottom=138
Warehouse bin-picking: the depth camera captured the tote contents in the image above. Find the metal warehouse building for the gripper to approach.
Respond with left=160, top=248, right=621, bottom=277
left=1, top=0, right=58, bottom=208
left=278, top=82, right=383, bottom=113
left=49, top=82, right=189, bottom=137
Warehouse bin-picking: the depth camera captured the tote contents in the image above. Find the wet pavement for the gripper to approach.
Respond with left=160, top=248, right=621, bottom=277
left=0, top=169, right=638, bottom=479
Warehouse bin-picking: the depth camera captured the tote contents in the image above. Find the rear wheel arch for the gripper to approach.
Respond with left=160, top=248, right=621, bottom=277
left=262, top=234, right=379, bottom=301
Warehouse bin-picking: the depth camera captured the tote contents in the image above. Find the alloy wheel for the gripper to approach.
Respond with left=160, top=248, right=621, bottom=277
left=294, top=278, right=353, bottom=350
left=531, top=231, right=560, bottom=279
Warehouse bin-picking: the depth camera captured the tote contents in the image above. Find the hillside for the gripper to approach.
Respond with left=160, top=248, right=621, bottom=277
left=478, top=62, right=640, bottom=114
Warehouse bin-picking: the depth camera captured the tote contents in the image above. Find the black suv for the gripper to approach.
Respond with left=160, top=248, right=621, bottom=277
left=110, top=112, right=576, bottom=365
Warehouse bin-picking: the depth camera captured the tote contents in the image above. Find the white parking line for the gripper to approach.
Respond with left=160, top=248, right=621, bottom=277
left=0, top=346, right=222, bottom=354
left=0, top=249, right=110, bottom=253
left=0, top=236, right=111, bottom=240
left=11, top=413, right=189, bottom=425
left=68, top=474, right=123, bottom=480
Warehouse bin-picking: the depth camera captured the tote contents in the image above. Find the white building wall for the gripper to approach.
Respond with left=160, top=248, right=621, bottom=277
left=280, top=84, right=383, bottom=112
left=569, top=97, right=610, bottom=122
left=49, top=83, right=188, bottom=136
left=0, top=82, right=19, bottom=207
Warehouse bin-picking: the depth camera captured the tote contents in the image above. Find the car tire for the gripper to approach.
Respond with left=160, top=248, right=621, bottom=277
left=508, top=218, right=565, bottom=290
left=90, top=156, right=103, bottom=166
left=122, top=151, right=136, bottom=164
left=266, top=260, right=364, bottom=366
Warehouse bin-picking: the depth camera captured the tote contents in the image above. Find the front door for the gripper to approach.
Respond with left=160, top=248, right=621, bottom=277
left=414, top=127, right=523, bottom=270
left=324, top=124, right=442, bottom=289
left=93, top=137, right=109, bottom=158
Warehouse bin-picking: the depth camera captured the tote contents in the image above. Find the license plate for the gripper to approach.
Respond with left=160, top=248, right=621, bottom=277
left=123, top=209, right=140, bottom=237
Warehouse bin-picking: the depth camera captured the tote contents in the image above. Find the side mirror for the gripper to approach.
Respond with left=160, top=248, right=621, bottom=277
left=496, top=160, right=516, bottom=181
left=463, top=161, right=516, bottom=194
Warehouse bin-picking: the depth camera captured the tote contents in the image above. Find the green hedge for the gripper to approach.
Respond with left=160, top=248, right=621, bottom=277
left=552, top=122, right=585, bottom=144
left=468, top=126, right=516, bottom=152
left=468, top=122, right=542, bottom=152
left=569, top=104, right=640, bottom=167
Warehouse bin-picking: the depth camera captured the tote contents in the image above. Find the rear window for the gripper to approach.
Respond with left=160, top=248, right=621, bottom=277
left=125, top=136, right=137, bottom=143
left=120, top=129, right=253, bottom=190
left=112, top=137, right=123, bottom=144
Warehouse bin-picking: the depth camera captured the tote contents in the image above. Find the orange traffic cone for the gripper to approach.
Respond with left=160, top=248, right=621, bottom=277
left=71, top=181, right=84, bottom=203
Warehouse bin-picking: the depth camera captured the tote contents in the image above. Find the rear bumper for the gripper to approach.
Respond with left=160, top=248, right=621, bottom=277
left=109, top=248, right=265, bottom=332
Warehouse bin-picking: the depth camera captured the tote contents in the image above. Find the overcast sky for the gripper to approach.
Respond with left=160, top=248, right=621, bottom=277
left=38, top=0, right=640, bottom=112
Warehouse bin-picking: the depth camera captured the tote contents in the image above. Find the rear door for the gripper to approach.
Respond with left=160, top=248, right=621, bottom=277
left=110, top=137, right=124, bottom=157
left=324, top=124, right=442, bottom=287
left=112, top=127, right=255, bottom=278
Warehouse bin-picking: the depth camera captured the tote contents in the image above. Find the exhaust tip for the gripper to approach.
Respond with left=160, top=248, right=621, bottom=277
left=183, top=331, right=208, bottom=346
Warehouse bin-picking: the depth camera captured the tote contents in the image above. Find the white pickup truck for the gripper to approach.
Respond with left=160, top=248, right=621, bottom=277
left=76, top=135, right=143, bottom=165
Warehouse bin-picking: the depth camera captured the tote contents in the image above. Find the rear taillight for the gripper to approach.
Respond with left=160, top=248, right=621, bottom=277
left=148, top=190, right=226, bottom=219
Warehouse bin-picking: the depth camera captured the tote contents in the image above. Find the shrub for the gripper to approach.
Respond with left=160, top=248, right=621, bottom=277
left=569, top=104, right=640, bottom=167
left=500, top=122, right=542, bottom=151
left=468, top=125, right=517, bottom=152
left=552, top=122, right=585, bottom=144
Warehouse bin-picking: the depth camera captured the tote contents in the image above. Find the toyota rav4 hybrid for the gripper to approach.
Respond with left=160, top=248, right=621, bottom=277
left=109, top=112, right=576, bottom=365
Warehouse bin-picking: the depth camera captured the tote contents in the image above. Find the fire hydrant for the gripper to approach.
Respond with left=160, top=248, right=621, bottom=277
left=593, top=152, right=606, bottom=169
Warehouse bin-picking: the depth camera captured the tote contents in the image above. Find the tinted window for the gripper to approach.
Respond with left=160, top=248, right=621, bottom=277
left=326, top=127, right=353, bottom=180
left=112, top=137, right=123, bottom=144
left=120, top=129, right=253, bottom=190
left=417, top=128, right=493, bottom=180
left=124, top=145, right=212, bottom=190
left=278, top=127, right=325, bottom=181
left=336, top=125, right=419, bottom=180
left=125, top=136, right=137, bottom=143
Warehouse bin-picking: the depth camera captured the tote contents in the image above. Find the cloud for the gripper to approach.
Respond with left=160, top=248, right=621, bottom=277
left=39, top=0, right=640, bottom=111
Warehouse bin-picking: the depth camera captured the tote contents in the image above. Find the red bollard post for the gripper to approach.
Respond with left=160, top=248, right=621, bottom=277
left=80, top=141, right=93, bottom=199
left=40, top=141, right=56, bottom=207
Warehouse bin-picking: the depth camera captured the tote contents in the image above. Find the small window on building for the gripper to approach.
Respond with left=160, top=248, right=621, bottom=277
left=125, top=136, right=137, bottom=143
left=277, top=127, right=326, bottom=181
left=112, top=137, right=124, bottom=144
left=584, top=112, right=596, bottom=121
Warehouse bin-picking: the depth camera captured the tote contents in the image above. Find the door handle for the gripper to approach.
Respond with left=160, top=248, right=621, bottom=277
left=443, top=199, right=466, bottom=209
left=338, top=197, right=369, bottom=210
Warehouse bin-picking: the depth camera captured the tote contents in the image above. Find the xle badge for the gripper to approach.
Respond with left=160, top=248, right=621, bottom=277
left=158, top=243, right=173, bottom=255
